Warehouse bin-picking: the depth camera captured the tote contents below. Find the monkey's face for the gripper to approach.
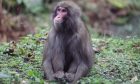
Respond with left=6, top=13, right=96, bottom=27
left=54, top=7, right=68, bottom=25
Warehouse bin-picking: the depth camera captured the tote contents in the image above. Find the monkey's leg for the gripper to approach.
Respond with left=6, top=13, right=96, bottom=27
left=43, top=59, right=55, bottom=80
left=70, top=62, right=89, bottom=84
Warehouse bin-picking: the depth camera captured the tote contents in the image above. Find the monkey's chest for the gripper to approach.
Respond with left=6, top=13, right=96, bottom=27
left=64, top=50, right=73, bottom=72
left=52, top=36, right=74, bottom=71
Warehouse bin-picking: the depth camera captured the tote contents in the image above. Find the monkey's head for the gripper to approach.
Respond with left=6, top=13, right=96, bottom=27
left=53, top=1, right=81, bottom=29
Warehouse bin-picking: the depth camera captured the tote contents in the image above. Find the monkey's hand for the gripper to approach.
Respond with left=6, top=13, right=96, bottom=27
left=53, top=71, right=65, bottom=80
left=65, top=73, right=75, bottom=82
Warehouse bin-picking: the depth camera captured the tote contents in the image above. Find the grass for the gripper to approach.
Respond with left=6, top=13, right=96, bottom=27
left=0, top=32, right=140, bottom=84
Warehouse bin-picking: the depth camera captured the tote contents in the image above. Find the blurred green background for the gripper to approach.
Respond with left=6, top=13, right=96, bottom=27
left=1, top=0, right=140, bottom=41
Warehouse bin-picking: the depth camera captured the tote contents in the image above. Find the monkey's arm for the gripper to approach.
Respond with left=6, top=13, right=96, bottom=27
left=43, top=59, right=54, bottom=80
left=42, top=44, right=55, bottom=80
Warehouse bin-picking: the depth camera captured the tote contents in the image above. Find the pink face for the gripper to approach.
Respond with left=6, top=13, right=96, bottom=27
left=54, top=7, right=68, bottom=24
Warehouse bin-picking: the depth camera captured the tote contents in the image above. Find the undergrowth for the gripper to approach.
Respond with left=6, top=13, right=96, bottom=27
left=0, top=31, right=140, bottom=84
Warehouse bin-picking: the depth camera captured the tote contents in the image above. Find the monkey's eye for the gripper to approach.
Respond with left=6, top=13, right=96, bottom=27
left=57, top=8, right=61, bottom=12
left=62, top=9, right=67, bottom=12
left=57, top=7, right=67, bottom=13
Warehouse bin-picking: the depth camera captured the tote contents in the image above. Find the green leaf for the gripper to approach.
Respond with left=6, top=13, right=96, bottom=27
left=108, top=0, right=129, bottom=8
left=129, top=0, right=140, bottom=9
left=17, top=0, right=23, bottom=4
left=0, top=73, right=10, bottom=78
left=23, top=0, right=43, bottom=13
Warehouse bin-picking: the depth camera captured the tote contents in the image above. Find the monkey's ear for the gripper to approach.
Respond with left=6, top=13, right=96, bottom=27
left=70, top=5, right=81, bottom=17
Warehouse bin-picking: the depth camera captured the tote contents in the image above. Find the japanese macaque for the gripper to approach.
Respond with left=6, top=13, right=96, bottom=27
left=42, top=1, right=94, bottom=84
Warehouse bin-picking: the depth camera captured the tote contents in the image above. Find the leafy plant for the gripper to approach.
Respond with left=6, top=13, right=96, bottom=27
left=17, top=0, right=44, bottom=13
left=3, top=0, right=44, bottom=13
left=107, top=0, right=129, bottom=8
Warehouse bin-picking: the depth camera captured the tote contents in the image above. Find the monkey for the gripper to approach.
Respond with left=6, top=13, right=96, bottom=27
left=42, top=1, right=94, bottom=84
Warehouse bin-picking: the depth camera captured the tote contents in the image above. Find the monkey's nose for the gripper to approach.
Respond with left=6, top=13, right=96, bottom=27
left=57, top=16, right=62, bottom=19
